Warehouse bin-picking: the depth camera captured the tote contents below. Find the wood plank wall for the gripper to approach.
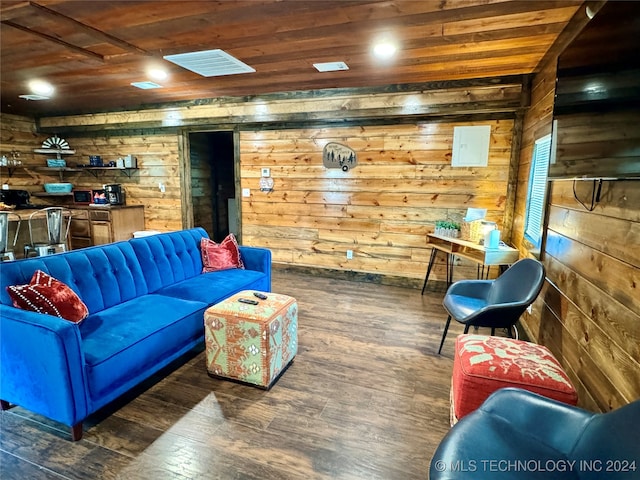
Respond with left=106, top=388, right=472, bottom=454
left=1, top=113, right=48, bottom=185
left=240, top=120, right=513, bottom=284
left=512, top=51, right=640, bottom=412
left=1, top=114, right=183, bottom=232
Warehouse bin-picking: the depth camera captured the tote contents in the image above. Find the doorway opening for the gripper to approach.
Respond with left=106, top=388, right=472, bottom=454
left=188, top=131, right=237, bottom=242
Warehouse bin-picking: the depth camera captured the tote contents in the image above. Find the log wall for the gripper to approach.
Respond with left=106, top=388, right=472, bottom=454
left=1, top=113, right=48, bottom=187
left=10, top=80, right=523, bottom=285
left=512, top=47, right=640, bottom=412
left=240, top=121, right=513, bottom=284
left=1, top=114, right=183, bottom=232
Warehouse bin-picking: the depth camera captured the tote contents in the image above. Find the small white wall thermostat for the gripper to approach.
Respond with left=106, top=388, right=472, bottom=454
left=261, top=167, right=271, bottom=177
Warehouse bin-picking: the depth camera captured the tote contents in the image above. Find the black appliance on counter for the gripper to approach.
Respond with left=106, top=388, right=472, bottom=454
left=103, top=184, right=125, bottom=205
left=0, top=189, right=49, bottom=209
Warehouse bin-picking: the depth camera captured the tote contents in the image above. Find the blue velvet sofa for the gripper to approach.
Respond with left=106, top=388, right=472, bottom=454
left=0, top=228, right=271, bottom=440
left=430, top=388, right=640, bottom=480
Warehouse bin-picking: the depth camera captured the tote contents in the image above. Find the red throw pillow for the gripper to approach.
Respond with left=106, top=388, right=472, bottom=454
left=6, top=270, right=89, bottom=323
left=201, top=234, right=245, bottom=273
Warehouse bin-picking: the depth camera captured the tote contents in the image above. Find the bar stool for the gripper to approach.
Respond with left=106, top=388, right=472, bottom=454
left=0, top=211, right=21, bottom=261
left=24, top=207, right=72, bottom=257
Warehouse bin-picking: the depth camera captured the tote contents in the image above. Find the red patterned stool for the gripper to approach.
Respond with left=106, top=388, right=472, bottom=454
left=204, top=291, right=297, bottom=389
left=450, top=334, right=578, bottom=425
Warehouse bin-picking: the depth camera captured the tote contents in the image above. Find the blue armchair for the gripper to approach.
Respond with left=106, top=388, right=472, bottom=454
left=430, top=388, right=640, bottom=479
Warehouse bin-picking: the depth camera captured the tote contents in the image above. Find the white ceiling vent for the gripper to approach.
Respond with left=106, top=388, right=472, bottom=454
left=19, top=94, right=50, bottom=100
left=131, top=81, right=163, bottom=89
left=313, top=61, right=349, bottom=72
left=163, top=49, right=256, bottom=77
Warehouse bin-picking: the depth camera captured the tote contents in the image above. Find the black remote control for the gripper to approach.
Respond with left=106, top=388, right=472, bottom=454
left=238, top=298, right=259, bottom=305
left=253, top=292, right=268, bottom=300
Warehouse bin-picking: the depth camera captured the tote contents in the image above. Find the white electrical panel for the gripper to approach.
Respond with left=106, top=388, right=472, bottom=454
left=451, top=125, right=491, bottom=167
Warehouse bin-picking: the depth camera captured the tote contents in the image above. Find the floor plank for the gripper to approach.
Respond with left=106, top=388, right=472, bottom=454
left=0, top=270, right=464, bottom=479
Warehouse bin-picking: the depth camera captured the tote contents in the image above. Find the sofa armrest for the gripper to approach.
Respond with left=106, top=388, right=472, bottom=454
left=0, top=304, right=89, bottom=427
left=239, top=246, right=272, bottom=291
left=239, top=246, right=271, bottom=273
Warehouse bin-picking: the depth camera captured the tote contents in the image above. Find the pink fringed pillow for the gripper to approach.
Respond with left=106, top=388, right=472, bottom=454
left=200, top=234, right=245, bottom=273
left=6, top=270, right=89, bottom=324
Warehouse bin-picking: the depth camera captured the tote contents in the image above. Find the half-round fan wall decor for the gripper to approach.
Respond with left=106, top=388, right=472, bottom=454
left=41, top=135, right=70, bottom=150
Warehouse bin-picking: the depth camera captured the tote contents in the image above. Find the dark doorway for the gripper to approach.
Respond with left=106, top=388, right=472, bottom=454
left=189, top=131, right=236, bottom=242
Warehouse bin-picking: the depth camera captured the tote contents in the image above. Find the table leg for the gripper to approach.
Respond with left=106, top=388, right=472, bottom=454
left=421, top=247, right=438, bottom=295
left=447, top=253, right=455, bottom=287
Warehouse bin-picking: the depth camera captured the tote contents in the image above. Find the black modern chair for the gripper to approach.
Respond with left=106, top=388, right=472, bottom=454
left=437, top=258, right=545, bottom=354
left=430, top=388, right=640, bottom=480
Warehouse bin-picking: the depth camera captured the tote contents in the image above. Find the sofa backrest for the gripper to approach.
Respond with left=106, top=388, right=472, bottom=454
left=0, top=228, right=210, bottom=314
left=0, top=241, right=148, bottom=314
left=127, top=227, right=207, bottom=293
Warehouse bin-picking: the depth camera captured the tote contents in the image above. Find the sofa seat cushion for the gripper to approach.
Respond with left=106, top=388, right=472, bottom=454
left=80, top=294, right=207, bottom=400
left=156, top=269, right=269, bottom=304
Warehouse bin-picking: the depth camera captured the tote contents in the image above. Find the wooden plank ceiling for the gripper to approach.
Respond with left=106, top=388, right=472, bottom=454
left=0, top=0, right=584, bottom=118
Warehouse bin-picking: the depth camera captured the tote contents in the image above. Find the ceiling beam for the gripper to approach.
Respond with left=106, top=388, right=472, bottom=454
left=0, top=2, right=30, bottom=19
left=27, top=1, right=150, bottom=57
left=1, top=20, right=105, bottom=60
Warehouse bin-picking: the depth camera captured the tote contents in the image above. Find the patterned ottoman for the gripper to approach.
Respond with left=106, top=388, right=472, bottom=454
left=451, top=334, right=578, bottom=425
left=204, top=291, right=297, bottom=389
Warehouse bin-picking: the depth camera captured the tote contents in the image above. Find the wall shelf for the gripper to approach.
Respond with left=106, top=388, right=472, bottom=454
left=78, top=167, right=139, bottom=179
left=33, top=166, right=139, bottom=180
left=31, top=192, right=74, bottom=198
left=33, top=148, right=76, bottom=160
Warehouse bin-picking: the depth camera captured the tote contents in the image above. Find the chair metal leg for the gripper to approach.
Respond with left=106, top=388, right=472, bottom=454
left=491, top=327, right=495, bottom=336
left=446, top=253, right=455, bottom=287
left=463, top=324, right=470, bottom=334
left=438, top=315, right=452, bottom=354
left=421, top=248, right=438, bottom=295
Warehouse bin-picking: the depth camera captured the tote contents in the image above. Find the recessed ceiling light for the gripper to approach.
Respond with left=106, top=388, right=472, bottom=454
left=313, top=61, right=349, bottom=72
left=373, top=41, right=397, bottom=59
left=148, top=68, right=168, bottom=81
left=131, top=81, right=163, bottom=89
left=28, top=79, right=54, bottom=97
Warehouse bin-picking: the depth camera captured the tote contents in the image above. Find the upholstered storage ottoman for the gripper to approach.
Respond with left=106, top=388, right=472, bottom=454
left=204, top=291, right=297, bottom=389
left=450, top=334, right=578, bottom=425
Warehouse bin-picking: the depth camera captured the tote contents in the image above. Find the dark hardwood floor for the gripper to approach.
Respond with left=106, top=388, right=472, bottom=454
left=0, top=270, right=466, bottom=479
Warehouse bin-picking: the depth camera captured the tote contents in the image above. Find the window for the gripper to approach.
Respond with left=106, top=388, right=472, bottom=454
left=524, top=134, right=551, bottom=247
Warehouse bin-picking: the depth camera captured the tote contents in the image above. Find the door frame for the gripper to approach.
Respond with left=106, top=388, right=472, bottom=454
left=178, top=127, right=242, bottom=241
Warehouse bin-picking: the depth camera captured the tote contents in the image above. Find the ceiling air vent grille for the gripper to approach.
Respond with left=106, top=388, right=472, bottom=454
left=163, top=49, right=255, bottom=77
left=19, top=94, right=50, bottom=100
left=313, top=61, right=349, bottom=72
left=131, top=81, right=163, bottom=89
